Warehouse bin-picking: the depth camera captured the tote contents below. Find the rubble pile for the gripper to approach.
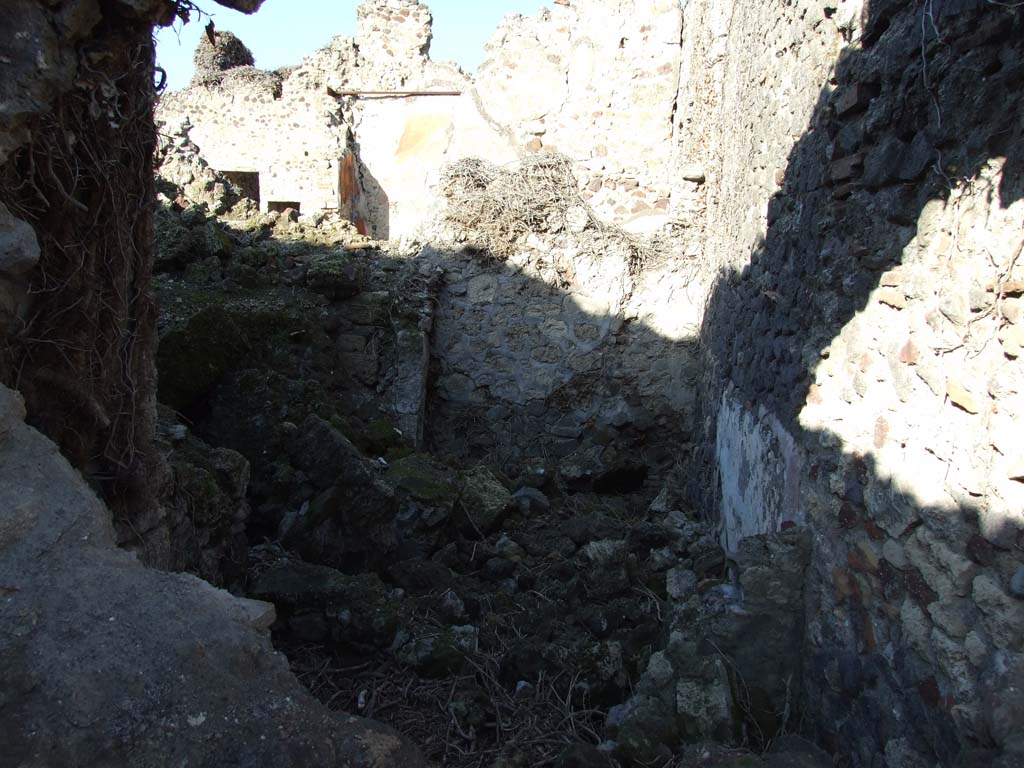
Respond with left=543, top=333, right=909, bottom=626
left=149, top=182, right=824, bottom=767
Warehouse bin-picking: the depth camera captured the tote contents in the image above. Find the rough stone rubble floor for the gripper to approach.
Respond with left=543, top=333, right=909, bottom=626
left=150, top=197, right=830, bottom=768
left=272, top=489, right=702, bottom=768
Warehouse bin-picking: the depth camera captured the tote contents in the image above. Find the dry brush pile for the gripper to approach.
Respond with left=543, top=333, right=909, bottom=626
left=438, top=153, right=656, bottom=275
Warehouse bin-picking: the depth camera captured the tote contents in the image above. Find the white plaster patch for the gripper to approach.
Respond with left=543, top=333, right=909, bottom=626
left=716, top=391, right=803, bottom=553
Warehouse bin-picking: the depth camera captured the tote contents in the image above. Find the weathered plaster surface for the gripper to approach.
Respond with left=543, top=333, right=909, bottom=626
left=716, top=391, right=802, bottom=554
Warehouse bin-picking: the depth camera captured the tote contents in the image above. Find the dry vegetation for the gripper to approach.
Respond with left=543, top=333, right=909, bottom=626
left=0, top=33, right=161, bottom=527
left=291, top=640, right=606, bottom=768
left=439, top=153, right=657, bottom=275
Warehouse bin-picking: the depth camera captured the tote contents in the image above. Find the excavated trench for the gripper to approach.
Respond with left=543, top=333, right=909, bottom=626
left=151, top=178, right=822, bottom=768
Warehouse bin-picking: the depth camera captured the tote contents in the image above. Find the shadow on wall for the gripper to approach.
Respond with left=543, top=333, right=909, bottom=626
left=698, top=1, right=1023, bottom=764
left=353, top=148, right=390, bottom=240
left=424, top=248, right=701, bottom=481
left=154, top=219, right=702, bottom=518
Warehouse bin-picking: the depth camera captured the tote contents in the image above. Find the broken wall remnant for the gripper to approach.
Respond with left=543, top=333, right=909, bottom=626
left=156, top=0, right=684, bottom=239
left=424, top=152, right=701, bottom=473
left=193, top=28, right=255, bottom=79
left=355, top=0, right=434, bottom=87
left=157, top=34, right=351, bottom=218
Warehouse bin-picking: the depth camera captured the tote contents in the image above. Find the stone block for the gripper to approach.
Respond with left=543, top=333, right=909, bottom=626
left=0, top=203, right=40, bottom=276
left=998, top=325, right=1024, bottom=357
left=835, top=83, right=877, bottom=117
left=947, top=378, right=984, bottom=414
left=830, top=152, right=864, bottom=182
left=972, top=574, right=1024, bottom=651
left=914, top=527, right=978, bottom=596
left=456, top=466, right=513, bottom=535
left=1002, top=297, right=1022, bottom=325
left=928, top=597, right=974, bottom=639
left=666, top=567, right=697, bottom=600
left=466, top=273, right=498, bottom=304
left=678, top=163, right=706, bottom=183
left=862, top=136, right=909, bottom=188
left=675, top=660, right=733, bottom=741
left=898, top=132, right=935, bottom=181
left=878, top=287, right=907, bottom=308
left=900, top=598, right=933, bottom=657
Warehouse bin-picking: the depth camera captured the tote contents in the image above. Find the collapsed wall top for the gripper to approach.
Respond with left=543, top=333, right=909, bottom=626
left=194, top=30, right=256, bottom=78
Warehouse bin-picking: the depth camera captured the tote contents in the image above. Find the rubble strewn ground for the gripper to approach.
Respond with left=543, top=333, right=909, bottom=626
left=148, top=158, right=829, bottom=767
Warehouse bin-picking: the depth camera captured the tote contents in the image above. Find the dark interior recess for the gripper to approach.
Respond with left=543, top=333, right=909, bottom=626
left=220, top=170, right=261, bottom=205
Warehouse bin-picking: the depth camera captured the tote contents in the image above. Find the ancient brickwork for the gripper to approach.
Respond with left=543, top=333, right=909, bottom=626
left=686, top=0, right=1024, bottom=763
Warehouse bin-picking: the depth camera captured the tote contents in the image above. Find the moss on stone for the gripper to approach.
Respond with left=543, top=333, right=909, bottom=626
left=456, top=466, right=513, bottom=535
left=155, top=204, right=233, bottom=272
left=171, top=462, right=230, bottom=527
left=157, top=305, right=250, bottom=411
left=306, top=251, right=353, bottom=276
left=338, top=290, right=392, bottom=326
left=155, top=286, right=318, bottom=412
left=305, top=251, right=367, bottom=299
left=349, top=417, right=413, bottom=460
left=385, top=453, right=458, bottom=507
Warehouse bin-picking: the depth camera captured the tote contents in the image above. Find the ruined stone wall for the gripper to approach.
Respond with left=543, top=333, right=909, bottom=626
left=0, top=0, right=277, bottom=572
left=356, top=0, right=434, bottom=87
left=344, top=0, right=688, bottom=238
left=347, top=0, right=703, bottom=475
left=473, top=0, right=682, bottom=230
left=347, top=69, right=509, bottom=239
left=157, top=37, right=354, bottom=215
left=158, top=0, right=686, bottom=238
left=349, top=0, right=688, bottom=236
left=686, top=0, right=1024, bottom=763
left=154, top=0, right=707, bottom=481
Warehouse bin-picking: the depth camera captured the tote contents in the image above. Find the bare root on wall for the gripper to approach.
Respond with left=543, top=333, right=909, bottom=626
left=0, top=19, right=161, bottom=543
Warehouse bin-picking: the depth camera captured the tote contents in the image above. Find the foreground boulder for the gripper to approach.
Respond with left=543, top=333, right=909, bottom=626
left=0, top=385, right=423, bottom=767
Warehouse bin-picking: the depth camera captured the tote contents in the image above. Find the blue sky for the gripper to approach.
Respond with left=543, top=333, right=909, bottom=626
left=155, top=0, right=548, bottom=92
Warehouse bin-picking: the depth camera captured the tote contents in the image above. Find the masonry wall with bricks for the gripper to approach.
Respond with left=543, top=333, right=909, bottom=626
left=683, top=0, right=1024, bottom=762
